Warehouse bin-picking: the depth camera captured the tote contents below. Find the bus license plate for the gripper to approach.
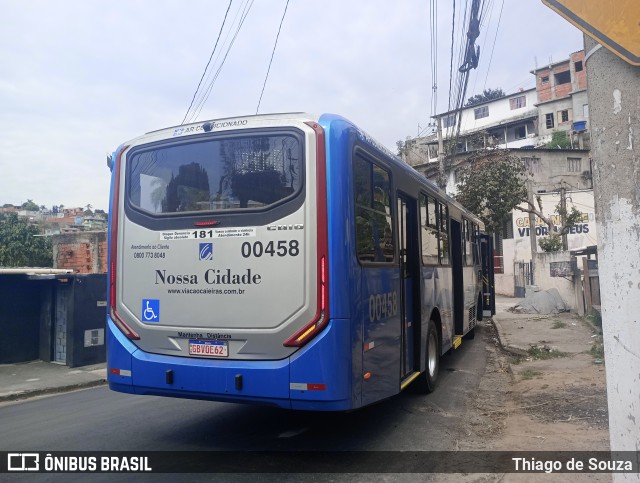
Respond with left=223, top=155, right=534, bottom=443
left=189, top=340, right=228, bottom=357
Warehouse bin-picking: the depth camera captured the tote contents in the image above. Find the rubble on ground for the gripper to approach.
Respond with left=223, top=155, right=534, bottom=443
left=509, top=288, right=569, bottom=314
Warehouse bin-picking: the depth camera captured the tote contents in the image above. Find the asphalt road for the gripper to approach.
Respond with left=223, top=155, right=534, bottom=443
left=1, top=327, right=488, bottom=479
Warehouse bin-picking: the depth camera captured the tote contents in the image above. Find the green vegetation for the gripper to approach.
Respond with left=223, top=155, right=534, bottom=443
left=545, top=130, right=572, bottom=149
left=465, top=88, right=505, bottom=107
left=538, top=234, right=564, bottom=252
left=0, top=213, right=52, bottom=267
left=520, top=370, right=543, bottom=380
left=551, top=320, right=566, bottom=329
left=527, top=345, right=569, bottom=360
left=590, top=342, right=604, bottom=360
left=454, top=150, right=529, bottom=234
left=586, top=309, right=602, bottom=329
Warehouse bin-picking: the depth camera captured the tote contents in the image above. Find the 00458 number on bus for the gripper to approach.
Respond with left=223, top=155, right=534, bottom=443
left=368, top=291, right=398, bottom=322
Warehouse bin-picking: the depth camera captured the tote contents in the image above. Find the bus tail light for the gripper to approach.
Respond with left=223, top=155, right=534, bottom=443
left=108, top=146, right=140, bottom=340
left=284, top=122, right=329, bottom=347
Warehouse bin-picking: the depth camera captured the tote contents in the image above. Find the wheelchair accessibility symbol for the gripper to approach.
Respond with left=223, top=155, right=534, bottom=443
left=142, top=299, right=160, bottom=322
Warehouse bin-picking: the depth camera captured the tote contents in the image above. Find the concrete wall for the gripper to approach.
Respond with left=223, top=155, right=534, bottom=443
left=533, top=251, right=577, bottom=311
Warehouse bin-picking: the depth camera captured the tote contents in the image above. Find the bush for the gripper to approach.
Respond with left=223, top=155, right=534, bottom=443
left=538, top=234, right=563, bottom=252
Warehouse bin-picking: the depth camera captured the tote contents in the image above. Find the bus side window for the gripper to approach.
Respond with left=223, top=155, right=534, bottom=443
left=420, top=194, right=438, bottom=265
left=353, top=155, right=394, bottom=263
left=463, top=219, right=474, bottom=266
left=438, top=202, right=450, bottom=265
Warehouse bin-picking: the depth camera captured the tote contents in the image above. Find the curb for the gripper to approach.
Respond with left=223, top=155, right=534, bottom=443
left=489, top=316, right=530, bottom=357
left=0, top=378, right=107, bottom=403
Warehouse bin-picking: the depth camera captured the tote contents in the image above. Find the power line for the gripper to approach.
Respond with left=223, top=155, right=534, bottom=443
left=184, top=0, right=254, bottom=121
left=182, top=0, right=234, bottom=125
left=189, top=0, right=255, bottom=123
left=482, top=0, right=504, bottom=91
left=429, top=0, right=438, bottom=119
left=256, top=0, right=290, bottom=115
left=447, top=0, right=456, bottom=112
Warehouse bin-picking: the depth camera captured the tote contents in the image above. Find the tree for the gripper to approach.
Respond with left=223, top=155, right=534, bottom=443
left=455, top=149, right=582, bottom=251
left=20, top=199, right=39, bottom=211
left=465, top=88, right=505, bottom=107
left=0, top=213, right=53, bottom=267
left=454, top=149, right=528, bottom=234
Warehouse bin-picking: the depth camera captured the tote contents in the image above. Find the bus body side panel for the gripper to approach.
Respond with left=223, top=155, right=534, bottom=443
left=361, top=268, right=402, bottom=406
left=321, top=116, right=363, bottom=409
left=107, top=317, right=136, bottom=393
left=419, top=266, right=454, bottom=356
left=289, top=319, right=352, bottom=411
left=436, top=267, right=455, bottom=353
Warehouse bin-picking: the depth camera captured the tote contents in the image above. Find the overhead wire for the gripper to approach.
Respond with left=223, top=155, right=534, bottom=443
left=185, top=0, right=255, bottom=124
left=429, top=0, right=438, bottom=119
left=181, top=0, right=234, bottom=125
left=256, top=0, right=290, bottom=115
left=482, top=0, right=504, bottom=91
left=190, top=0, right=254, bottom=122
left=447, top=0, right=456, bottom=112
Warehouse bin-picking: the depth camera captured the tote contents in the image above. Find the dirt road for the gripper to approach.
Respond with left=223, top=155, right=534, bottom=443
left=456, top=308, right=610, bottom=482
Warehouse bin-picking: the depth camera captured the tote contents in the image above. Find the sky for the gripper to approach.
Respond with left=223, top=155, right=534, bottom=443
left=0, top=0, right=584, bottom=211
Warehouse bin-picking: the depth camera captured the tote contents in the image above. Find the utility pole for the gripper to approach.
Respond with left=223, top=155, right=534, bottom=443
left=542, top=1, right=640, bottom=467
left=436, top=117, right=446, bottom=189
left=527, top=179, right=537, bottom=284
left=585, top=33, right=640, bottom=461
left=559, top=184, right=568, bottom=251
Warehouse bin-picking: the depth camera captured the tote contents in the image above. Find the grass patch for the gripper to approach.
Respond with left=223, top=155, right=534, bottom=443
left=586, top=309, right=602, bottom=329
left=551, top=320, right=566, bottom=329
left=520, top=369, right=543, bottom=380
left=527, top=345, right=569, bottom=360
left=590, top=341, right=605, bottom=363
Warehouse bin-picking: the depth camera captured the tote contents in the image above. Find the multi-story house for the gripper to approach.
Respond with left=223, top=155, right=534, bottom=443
left=400, top=50, right=595, bottom=304
left=534, top=50, right=588, bottom=144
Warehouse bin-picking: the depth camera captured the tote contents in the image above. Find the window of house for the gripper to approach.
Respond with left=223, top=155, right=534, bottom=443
left=501, top=216, right=514, bottom=240
left=545, top=113, right=555, bottom=129
left=555, top=71, right=571, bottom=85
left=574, top=61, right=583, bottom=72
left=509, top=95, right=526, bottom=110
left=474, top=106, right=489, bottom=119
left=522, top=156, right=541, bottom=174
left=443, top=113, right=456, bottom=128
left=558, top=109, right=570, bottom=123
left=541, top=76, right=549, bottom=84
left=567, top=157, right=582, bottom=172
left=515, top=126, right=527, bottom=139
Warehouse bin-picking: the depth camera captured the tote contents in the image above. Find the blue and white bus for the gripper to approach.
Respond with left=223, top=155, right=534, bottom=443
left=107, top=113, right=495, bottom=411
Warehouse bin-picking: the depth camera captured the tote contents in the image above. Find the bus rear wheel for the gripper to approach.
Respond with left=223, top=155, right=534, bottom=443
left=417, top=319, right=439, bottom=393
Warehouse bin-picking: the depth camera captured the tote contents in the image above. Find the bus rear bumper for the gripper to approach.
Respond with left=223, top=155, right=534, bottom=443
left=107, top=317, right=353, bottom=411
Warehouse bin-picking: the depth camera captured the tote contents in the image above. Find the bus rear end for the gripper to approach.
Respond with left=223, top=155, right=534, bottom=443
left=107, top=114, right=349, bottom=410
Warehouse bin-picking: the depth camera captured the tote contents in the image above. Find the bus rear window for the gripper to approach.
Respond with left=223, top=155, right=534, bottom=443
left=128, top=134, right=303, bottom=214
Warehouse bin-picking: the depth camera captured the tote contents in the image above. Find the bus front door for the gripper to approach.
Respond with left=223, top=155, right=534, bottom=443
left=398, top=194, right=420, bottom=382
